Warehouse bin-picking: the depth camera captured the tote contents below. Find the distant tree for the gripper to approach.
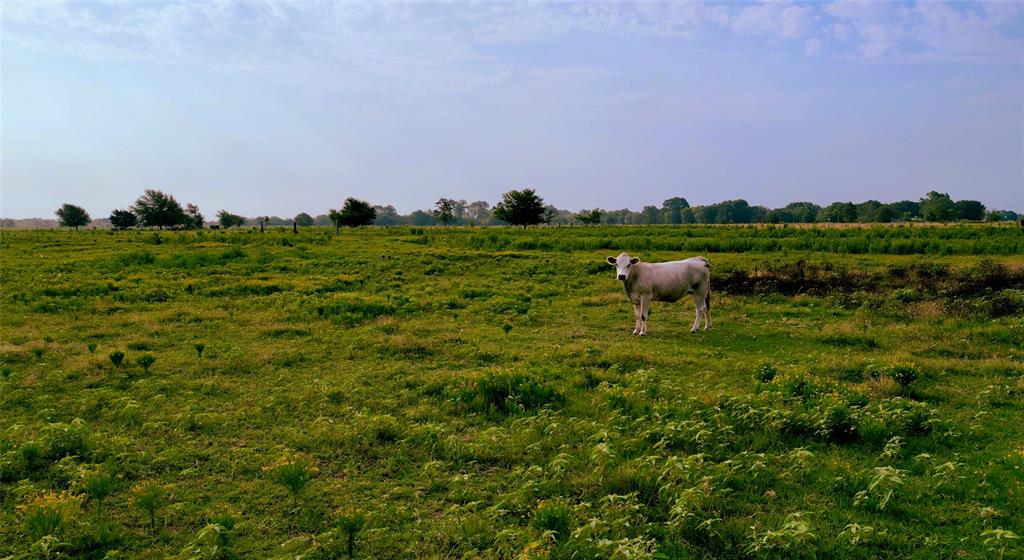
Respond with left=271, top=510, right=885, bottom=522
left=876, top=205, right=898, bottom=223
left=294, top=212, right=314, bottom=227
left=985, top=210, right=1019, bottom=222
left=855, top=200, right=884, bottom=223
left=680, top=207, right=696, bottom=224
left=133, top=189, right=186, bottom=229
left=542, top=206, right=560, bottom=225
left=661, top=197, right=690, bottom=224
left=784, top=202, right=820, bottom=223
left=713, top=199, right=755, bottom=223
left=576, top=209, right=604, bottom=225
left=337, top=198, right=376, bottom=227
left=184, top=203, right=204, bottom=229
left=109, top=209, right=137, bottom=230
left=408, top=210, right=435, bottom=226
left=920, top=191, right=957, bottom=222
left=217, top=210, right=246, bottom=229
left=641, top=205, right=661, bottom=225
left=886, top=200, right=920, bottom=221
left=433, top=198, right=457, bottom=226
left=56, top=203, right=91, bottom=230
left=465, top=201, right=492, bottom=225
left=954, top=200, right=985, bottom=221
left=493, top=188, right=546, bottom=228
left=373, top=205, right=402, bottom=226
left=452, top=200, right=469, bottom=224
left=818, top=202, right=858, bottom=223
left=695, top=205, right=718, bottom=224
left=328, top=209, right=343, bottom=233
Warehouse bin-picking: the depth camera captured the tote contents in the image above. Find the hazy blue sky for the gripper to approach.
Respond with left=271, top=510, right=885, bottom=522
left=2, top=1, right=1022, bottom=218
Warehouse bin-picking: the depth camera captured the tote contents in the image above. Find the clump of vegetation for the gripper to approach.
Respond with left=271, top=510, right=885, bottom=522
left=194, top=343, right=205, bottom=360
left=134, top=483, right=168, bottom=530
left=81, top=466, right=118, bottom=516
left=108, top=350, right=125, bottom=367
left=336, top=512, right=366, bottom=558
left=19, top=491, right=83, bottom=541
left=179, top=514, right=237, bottom=560
left=461, top=372, right=563, bottom=414
left=137, top=354, right=156, bottom=373
left=32, top=347, right=45, bottom=360
left=265, top=458, right=315, bottom=508
left=531, top=501, right=572, bottom=541
left=755, top=364, right=778, bottom=383
left=87, top=342, right=97, bottom=354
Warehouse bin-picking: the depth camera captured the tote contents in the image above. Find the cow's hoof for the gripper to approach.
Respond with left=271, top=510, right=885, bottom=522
left=690, top=328, right=698, bottom=333
left=638, top=332, right=646, bottom=337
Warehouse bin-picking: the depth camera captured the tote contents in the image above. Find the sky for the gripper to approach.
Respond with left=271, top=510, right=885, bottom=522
left=2, top=0, right=1022, bottom=219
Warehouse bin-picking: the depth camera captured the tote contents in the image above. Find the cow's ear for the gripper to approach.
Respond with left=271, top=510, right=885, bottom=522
left=630, top=257, right=640, bottom=264
left=606, top=256, right=616, bottom=265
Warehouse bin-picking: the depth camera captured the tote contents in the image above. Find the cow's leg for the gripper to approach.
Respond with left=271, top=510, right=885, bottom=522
left=703, top=289, right=713, bottom=331
left=690, top=293, right=703, bottom=333
left=632, top=303, right=641, bottom=335
left=639, top=297, right=650, bottom=336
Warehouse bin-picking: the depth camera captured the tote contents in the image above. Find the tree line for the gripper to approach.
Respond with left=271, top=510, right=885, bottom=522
left=49, top=188, right=1019, bottom=230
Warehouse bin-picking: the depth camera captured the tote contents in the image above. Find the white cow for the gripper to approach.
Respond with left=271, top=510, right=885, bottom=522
left=605, top=252, right=712, bottom=336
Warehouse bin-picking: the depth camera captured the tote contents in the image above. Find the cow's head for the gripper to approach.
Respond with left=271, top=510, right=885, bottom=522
left=606, top=252, right=640, bottom=282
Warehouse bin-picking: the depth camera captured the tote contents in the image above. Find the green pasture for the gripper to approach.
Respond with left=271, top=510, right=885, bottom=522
left=1, top=225, right=1022, bottom=559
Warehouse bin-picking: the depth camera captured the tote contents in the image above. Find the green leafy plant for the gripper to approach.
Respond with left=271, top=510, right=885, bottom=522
left=855, top=466, right=905, bottom=511
left=134, top=483, right=167, bottom=530
left=981, top=528, right=1019, bottom=560
left=81, top=467, right=117, bottom=516
left=194, top=343, right=205, bottom=360
left=178, top=514, right=237, bottom=560
left=265, top=459, right=314, bottom=508
left=109, top=350, right=125, bottom=367
left=87, top=343, right=97, bottom=354
left=19, top=491, right=82, bottom=541
left=32, top=347, right=45, bottom=360
left=531, top=501, right=571, bottom=542
left=137, top=354, right=156, bottom=373
left=337, top=512, right=366, bottom=558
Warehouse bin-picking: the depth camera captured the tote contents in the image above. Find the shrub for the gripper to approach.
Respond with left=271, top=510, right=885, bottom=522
left=134, top=482, right=167, bottom=530
left=265, top=459, right=314, bottom=507
left=463, top=372, right=563, bottom=414
left=889, top=366, right=919, bottom=388
left=194, top=343, right=205, bottom=359
left=109, top=351, right=125, bottom=367
left=81, top=467, right=117, bottom=515
left=19, top=491, right=83, bottom=541
left=137, top=354, right=156, bottom=373
left=531, top=501, right=571, bottom=541
left=337, top=512, right=366, bottom=558
left=43, top=423, right=89, bottom=461
left=179, top=514, right=237, bottom=560
left=87, top=343, right=97, bottom=354
left=756, top=364, right=778, bottom=383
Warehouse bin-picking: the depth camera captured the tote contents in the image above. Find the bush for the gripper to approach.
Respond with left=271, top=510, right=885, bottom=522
left=463, top=372, right=564, bottom=414
left=531, top=501, right=571, bottom=541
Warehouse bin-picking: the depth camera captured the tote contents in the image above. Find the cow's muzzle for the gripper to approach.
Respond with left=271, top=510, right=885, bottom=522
left=617, top=274, right=626, bottom=281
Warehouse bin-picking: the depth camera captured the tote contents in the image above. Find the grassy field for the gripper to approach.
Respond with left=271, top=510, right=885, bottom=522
left=1, top=225, right=1022, bottom=559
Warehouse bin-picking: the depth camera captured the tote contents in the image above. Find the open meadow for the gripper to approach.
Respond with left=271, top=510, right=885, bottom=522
left=1, top=224, right=1022, bottom=559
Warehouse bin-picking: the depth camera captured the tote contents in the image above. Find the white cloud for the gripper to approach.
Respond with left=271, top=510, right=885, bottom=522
left=732, top=1, right=814, bottom=39
left=824, top=0, right=1024, bottom=63
left=829, top=23, right=850, bottom=41
left=805, top=37, right=822, bottom=56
